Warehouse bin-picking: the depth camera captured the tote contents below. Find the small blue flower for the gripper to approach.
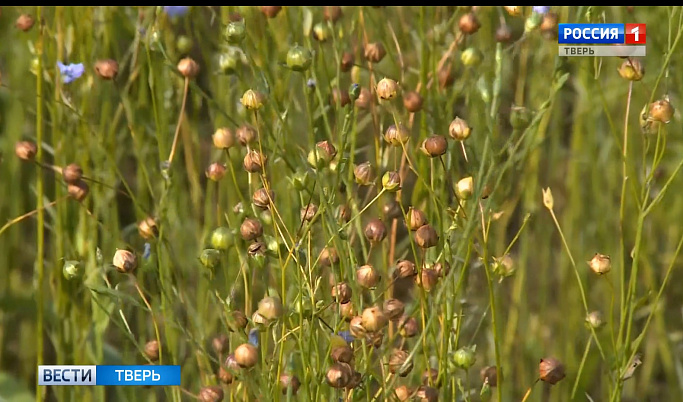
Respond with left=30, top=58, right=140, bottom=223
left=248, top=328, right=260, bottom=347
left=337, top=331, right=354, bottom=343
left=57, top=62, right=84, bottom=84
left=143, top=243, right=152, bottom=260
left=533, top=6, right=550, bottom=15
left=306, top=78, right=316, bottom=89
left=164, top=6, right=189, bottom=17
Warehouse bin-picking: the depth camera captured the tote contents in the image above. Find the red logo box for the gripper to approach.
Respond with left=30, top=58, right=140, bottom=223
left=625, top=23, right=646, bottom=44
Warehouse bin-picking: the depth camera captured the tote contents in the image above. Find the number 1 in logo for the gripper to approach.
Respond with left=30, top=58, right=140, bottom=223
left=625, top=23, right=646, bottom=44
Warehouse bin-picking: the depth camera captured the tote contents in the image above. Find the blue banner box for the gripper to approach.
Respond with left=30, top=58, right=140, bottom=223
left=38, top=365, right=181, bottom=386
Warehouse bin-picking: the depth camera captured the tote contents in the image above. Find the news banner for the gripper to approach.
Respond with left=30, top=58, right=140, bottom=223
left=38, top=365, right=181, bottom=386
left=558, top=23, right=646, bottom=57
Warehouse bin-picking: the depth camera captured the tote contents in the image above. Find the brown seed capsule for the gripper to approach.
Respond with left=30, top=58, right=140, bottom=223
left=212, top=127, right=235, bottom=149
left=62, top=163, right=83, bottom=184
left=300, top=203, right=318, bottom=222
left=438, top=64, right=455, bottom=89
left=364, top=42, right=386, bottom=63
left=345, top=370, right=362, bottom=389
left=353, top=161, right=375, bottom=185
left=449, top=117, right=472, bottom=141
left=177, top=57, right=199, bottom=78
left=332, top=282, right=352, bottom=304
left=376, top=77, right=399, bottom=101
left=330, top=88, right=351, bottom=107
left=406, top=207, right=428, bottom=231
left=382, top=199, right=402, bottom=221
left=144, top=340, right=160, bottom=361
left=356, top=264, right=381, bottom=288
left=415, top=268, right=439, bottom=291
left=349, top=316, right=366, bottom=338
left=415, top=385, right=438, bottom=402
left=422, top=368, right=439, bottom=386
left=649, top=99, right=674, bottom=123
left=113, top=249, right=137, bottom=274
left=137, top=216, right=159, bottom=240
left=198, top=386, right=224, bottom=402
left=67, top=180, right=90, bottom=202
left=415, top=224, right=439, bottom=249
left=15, top=14, right=34, bottom=32
left=366, top=331, right=384, bottom=348
left=280, top=373, right=301, bottom=395
left=206, top=163, right=227, bottom=181
left=240, top=217, right=263, bottom=241
left=394, top=259, right=416, bottom=279
left=433, top=261, right=451, bottom=278
left=252, top=188, right=274, bottom=210
left=248, top=241, right=266, bottom=257
left=361, top=306, right=388, bottom=332
left=539, top=357, right=566, bottom=385
left=394, top=385, right=413, bottom=401
left=587, top=253, right=611, bottom=275
left=403, top=91, right=423, bottom=113
left=212, top=334, right=228, bottom=354
left=339, top=301, right=355, bottom=320
left=364, top=218, right=387, bottom=244
left=319, top=247, right=339, bottom=267
left=326, top=362, right=353, bottom=388
left=236, top=124, right=257, bottom=146
left=383, top=124, right=411, bottom=146
left=243, top=150, right=267, bottom=173
left=261, top=6, right=282, bottom=18
left=495, top=25, right=513, bottom=43
left=383, top=298, right=405, bottom=321
left=459, top=12, right=480, bottom=35
left=15, top=141, right=37, bottom=161
left=480, top=365, right=499, bottom=387
left=389, top=349, right=413, bottom=376
left=618, top=58, right=644, bottom=81
left=316, top=140, right=337, bottom=163
left=398, top=315, right=419, bottom=337
left=331, top=344, right=353, bottom=363
left=336, top=204, right=352, bottom=223
left=218, top=365, right=234, bottom=384
left=234, top=343, right=258, bottom=368
left=227, top=310, right=248, bottom=332
left=94, top=59, right=119, bottom=80
left=258, top=296, right=283, bottom=320
left=421, top=135, right=448, bottom=157
left=323, top=6, right=343, bottom=22
left=355, top=87, right=372, bottom=109
left=382, top=171, right=401, bottom=192
left=340, top=51, right=355, bottom=72
left=540, top=12, right=559, bottom=40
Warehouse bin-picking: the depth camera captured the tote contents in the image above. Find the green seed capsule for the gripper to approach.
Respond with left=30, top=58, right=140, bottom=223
left=63, top=260, right=83, bottom=280
left=176, top=35, right=193, bottom=54
left=224, top=20, right=246, bottom=44
left=211, top=227, right=234, bottom=250
left=286, top=45, right=312, bottom=72
left=453, top=346, right=477, bottom=369
left=200, top=249, right=222, bottom=269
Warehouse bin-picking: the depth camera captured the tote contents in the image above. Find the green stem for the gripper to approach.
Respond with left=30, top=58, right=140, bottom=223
left=35, top=6, right=45, bottom=402
left=571, top=336, right=592, bottom=399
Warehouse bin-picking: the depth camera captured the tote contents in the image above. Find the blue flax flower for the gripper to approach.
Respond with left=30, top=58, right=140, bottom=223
left=248, top=328, right=260, bottom=347
left=57, top=62, right=84, bottom=84
left=164, top=6, right=189, bottom=17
